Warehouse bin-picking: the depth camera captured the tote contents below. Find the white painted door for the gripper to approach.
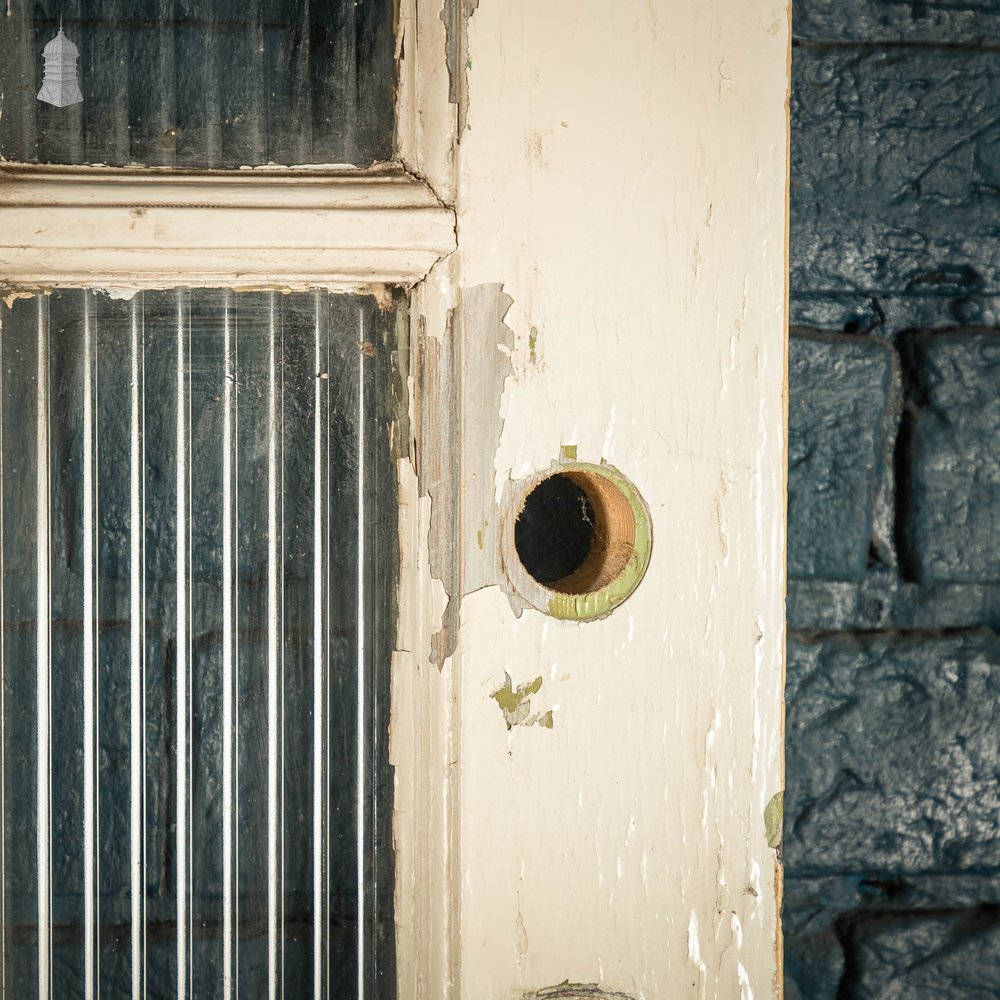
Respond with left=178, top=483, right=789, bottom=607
left=392, top=1, right=789, bottom=998
left=1, top=1, right=788, bottom=997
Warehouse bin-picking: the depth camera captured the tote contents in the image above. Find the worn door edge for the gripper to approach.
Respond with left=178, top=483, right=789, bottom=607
left=391, top=4, right=465, bottom=997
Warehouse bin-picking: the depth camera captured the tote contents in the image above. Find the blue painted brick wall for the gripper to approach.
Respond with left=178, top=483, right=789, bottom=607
left=787, top=2, right=1000, bottom=996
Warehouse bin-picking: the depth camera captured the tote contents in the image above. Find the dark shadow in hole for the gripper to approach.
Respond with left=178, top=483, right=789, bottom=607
left=514, top=474, right=595, bottom=586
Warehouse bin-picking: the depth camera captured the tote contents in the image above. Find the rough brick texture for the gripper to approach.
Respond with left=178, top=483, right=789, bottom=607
left=787, top=0, right=1000, bottom=995
left=795, top=0, right=1000, bottom=43
left=785, top=625, right=1000, bottom=996
left=788, top=331, right=895, bottom=580
left=848, top=909, right=1000, bottom=999
left=784, top=873, right=1000, bottom=1000
left=785, top=633, right=1000, bottom=875
left=902, top=329, right=1000, bottom=583
left=791, top=48, right=1000, bottom=298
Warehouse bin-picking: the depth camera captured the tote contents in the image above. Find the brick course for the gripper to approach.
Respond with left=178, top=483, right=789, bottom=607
left=787, top=1, right=1000, bottom=995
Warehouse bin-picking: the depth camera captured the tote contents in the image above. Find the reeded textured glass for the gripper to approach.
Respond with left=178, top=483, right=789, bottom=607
left=0, top=289, right=397, bottom=998
left=0, top=0, right=395, bottom=167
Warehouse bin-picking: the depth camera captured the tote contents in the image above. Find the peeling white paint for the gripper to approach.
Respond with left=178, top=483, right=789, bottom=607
left=389, top=456, right=460, bottom=998
left=393, top=0, right=787, bottom=995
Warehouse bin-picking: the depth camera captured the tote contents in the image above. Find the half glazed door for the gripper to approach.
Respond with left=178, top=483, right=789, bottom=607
left=1, top=0, right=789, bottom=998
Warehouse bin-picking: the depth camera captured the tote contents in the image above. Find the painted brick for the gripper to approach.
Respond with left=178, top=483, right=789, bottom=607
left=788, top=572, right=1000, bottom=632
left=903, top=329, right=1000, bottom=583
left=790, top=292, right=1000, bottom=338
left=784, top=873, right=1000, bottom=1000
left=794, top=0, right=1000, bottom=43
left=788, top=331, right=895, bottom=580
left=784, top=632, right=1000, bottom=874
left=791, top=47, right=1000, bottom=297
left=848, top=909, right=1000, bottom=998
left=783, top=909, right=842, bottom=1000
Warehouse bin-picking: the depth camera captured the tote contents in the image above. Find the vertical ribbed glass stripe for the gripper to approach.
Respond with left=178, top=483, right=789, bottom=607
left=35, top=298, right=51, bottom=1000
left=176, top=293, right=189, bottom=1000
left=129, top=300, right=144, bottom=1000
left=82, top=296, right=97, bottom=1000
left=0, top=289, right=397, bottom=1000
left=267, top=294, right=280, bottom=1000
left=312, top=292, right=326, bottom=1000
left=221, top=295, right=235, bottom=1000
left=0, top=292, right=5, bottom=1000
left=356, top=312, right=367, bottom=1000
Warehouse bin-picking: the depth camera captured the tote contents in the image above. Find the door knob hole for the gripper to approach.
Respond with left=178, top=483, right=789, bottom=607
left=514, top=473, right=596, bottom=586
left=502, top=463, right=652, bottom=619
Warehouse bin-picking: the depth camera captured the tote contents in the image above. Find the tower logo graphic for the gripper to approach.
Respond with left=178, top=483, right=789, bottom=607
left=38, top=24, right=83, bottom=107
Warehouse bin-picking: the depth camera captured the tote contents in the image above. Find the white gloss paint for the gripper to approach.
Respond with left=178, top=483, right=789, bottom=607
left=2, top=2, right=785, bottom=992
left=394, top=0, right=787, bottom=996
left=0, top=168, right=455, bottom=290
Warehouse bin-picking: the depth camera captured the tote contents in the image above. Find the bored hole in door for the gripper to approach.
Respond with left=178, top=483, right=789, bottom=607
left=504, top=463, right=652, bottom=620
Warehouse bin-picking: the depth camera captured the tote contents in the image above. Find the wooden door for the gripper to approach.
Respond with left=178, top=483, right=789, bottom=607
left=1, top=1, right=788, bottom=997
left=393, top=1, right=789, bottom=998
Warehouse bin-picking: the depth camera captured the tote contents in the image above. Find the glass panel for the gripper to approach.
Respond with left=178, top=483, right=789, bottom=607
left=0, top=1, right=395, bottom=167
left=0, top=289, right=398, bottom=998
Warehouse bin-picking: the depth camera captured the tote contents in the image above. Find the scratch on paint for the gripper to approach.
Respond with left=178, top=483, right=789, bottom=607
left=491, top=673, right=553, bottom=730
left=764, top=791, right=783, bottom=850
left=522, top=984, right=636, bottom=1000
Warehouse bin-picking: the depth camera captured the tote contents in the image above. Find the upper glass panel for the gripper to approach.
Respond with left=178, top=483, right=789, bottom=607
left=0, top=0, right=395, bottom=168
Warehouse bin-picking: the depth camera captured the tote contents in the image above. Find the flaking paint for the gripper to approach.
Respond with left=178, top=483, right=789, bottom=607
left=765, top=791, right=784, bottom=851
left=392, top=0, right=788, bottom=995
left=491, top=673, right=553, bottom=730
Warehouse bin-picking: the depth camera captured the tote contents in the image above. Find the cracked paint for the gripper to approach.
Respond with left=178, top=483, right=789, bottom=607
left=2, top=289, right=36, bottom=308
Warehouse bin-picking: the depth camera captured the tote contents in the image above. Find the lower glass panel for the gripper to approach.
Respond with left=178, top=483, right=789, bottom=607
left=0, top=289, right=398, bottom=999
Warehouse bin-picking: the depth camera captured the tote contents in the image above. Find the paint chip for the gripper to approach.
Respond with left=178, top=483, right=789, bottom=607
left=522, top=984, right=636, bottom=1000
left=765, top=791, right=783, bottom=849
left=491, top=673, right=553, bottom=730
